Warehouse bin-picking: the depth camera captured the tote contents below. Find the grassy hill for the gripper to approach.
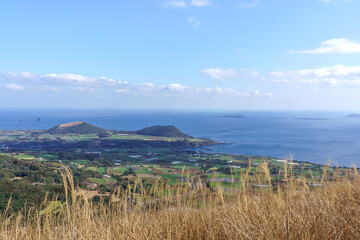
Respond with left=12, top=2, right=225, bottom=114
left=47, top=121, right=108, bottom=134
left=136, top=125, right=193, bottom=138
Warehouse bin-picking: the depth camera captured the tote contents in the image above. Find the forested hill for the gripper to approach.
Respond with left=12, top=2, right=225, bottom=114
left=135, top=125, right=193, bottom=138
left=0, top=154, right=63, bottom=212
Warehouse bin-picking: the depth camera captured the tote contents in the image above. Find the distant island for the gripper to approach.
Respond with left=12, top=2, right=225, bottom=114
left=220, top=115, right=244, bottom=118
left=342, top=114, right=360, bottom=118
left=295, top=118, right=327, bottom=121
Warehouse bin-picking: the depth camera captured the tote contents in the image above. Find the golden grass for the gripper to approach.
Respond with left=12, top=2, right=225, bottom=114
left=1, top=164, right=360, bottom=239
left=58, top=121, right=83, bottom=128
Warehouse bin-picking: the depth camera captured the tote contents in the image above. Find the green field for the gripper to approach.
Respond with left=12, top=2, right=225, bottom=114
left=86, top=166, right=97, bottom=171
left=97, top=167, right=107, bottom=174
left=39, top=154, right=59, bottom=159
left=160, top=174, right=180, bottom=185
left=16, top=155, right=36, bottom=159
left=109, top=167, right=128, bottom=173
left=135, top=167, right=153, bottom=174
left=171, top=165, right=200, bottom=170
left=89, top=178, right=108, bottom=184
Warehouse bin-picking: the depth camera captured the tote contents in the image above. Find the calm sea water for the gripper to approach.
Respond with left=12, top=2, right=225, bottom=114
left=1, top=109, right=360, bottom=167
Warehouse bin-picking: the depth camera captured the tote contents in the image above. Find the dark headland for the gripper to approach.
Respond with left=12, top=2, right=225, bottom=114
left=119, top=125, right=193, bottom=138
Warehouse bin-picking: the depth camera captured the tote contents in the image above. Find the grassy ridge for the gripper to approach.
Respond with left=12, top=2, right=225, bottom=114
left=47, top=121, right=108, bottom=134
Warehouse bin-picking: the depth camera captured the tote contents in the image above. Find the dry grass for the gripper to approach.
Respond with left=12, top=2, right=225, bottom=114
left=1, top=164, right=360, bottom=239
left=58, top=121, right=83, bottom=128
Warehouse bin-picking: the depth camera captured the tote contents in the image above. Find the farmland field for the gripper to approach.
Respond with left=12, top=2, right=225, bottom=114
left=16, top=155, right=36, bottom=159
left=97, top=167, right=107, bottom=174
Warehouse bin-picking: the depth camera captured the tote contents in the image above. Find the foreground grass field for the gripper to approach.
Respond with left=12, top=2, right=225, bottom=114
left=1, top=164, right=360, bottom=239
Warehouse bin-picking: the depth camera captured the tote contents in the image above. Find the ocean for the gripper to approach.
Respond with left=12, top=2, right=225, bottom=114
left=1, top=109, right=360, bottom=167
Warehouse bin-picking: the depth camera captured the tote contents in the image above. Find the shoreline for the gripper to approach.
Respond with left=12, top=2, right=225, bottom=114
left=191, top=145, right=354, bottom=169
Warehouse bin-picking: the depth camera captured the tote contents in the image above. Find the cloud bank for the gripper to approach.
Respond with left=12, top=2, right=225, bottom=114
left=236, top=0, right=259, bottom=8
left=265, top=65, right=360, bottom=87
left=290, top=38, right=360, bottom=54
left=200, top=68, right=239, bottom=80
left=0, top=72, right=273, bottom=98
left=190, top=0, right=211, bottom=7
left=163, top=0, right=211, bottom=8
left=163, top=0, right=187, bottom=7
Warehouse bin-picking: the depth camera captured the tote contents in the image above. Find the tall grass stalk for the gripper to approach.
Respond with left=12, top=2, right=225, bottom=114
left=1, top=164, right=360, bottom=239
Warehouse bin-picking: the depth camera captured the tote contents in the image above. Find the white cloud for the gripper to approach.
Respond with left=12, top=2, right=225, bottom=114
left=115, top=88, right=133, bottom=94
left=134, top=82, right=158, bottom=92
left=190, top=0, right=211, bottom=7
left=265, top=65, right=360, bottom=87
left=36, top=86, right=60, bottom=92
left=236, top=0, right=259, bottom=8
left=240, top=69, right=259, bottom=78
left=200, top=68, right=239, bottom=80
left=205, top=86, right=241, bottom=95
left=6, top=72, right=37, bottom=79
left=0, top=72, right=118, bottom=94
left=163, top=0, right=187, bottom=7
left=320, top=0, right=353, bottom=3
left=236, top=49, right=243, bottom=53
left=0, top=71, right=273, bottom=98
left=0, top=72, right=117, bottom=86
left=5, top=84, right=24, bottom=91
left=251, top=90, right=274, bottom=98
left=203, top=86, right=273, bottom=97
left=118, top=80, right=128, bottom=85
left=290, top=38, right=360, bottom=54
left=164, top=0, right=211, bottom=8
left=72, top=87, right=95, bottom=92
left=45, top=73, right=94, bottom=83
left=114, top=82, right=273, bottom=98
left=116, top=83, right=198, bottom=95
left=205, top=86, right=233, bottom=95
left=187, top=16, right=201, bottom=28
left=161, top=83, right=195, bottom=92
left=44, top=74, right=117, bottom=85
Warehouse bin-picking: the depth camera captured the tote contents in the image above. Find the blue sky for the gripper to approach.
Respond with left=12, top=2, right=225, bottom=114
left=1, top=0, right=360, bottom=110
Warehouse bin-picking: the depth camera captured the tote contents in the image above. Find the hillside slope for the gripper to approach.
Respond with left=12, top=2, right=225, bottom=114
left=47, top=121, right=108, bottom=134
